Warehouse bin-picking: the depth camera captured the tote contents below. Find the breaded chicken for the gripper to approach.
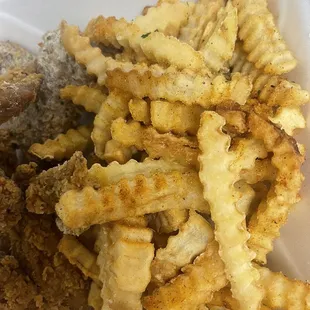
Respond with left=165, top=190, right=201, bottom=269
left=26, top=152, right=88, bottom=214
left=9, top=212, right=90, bottom=309
left=0, top=129, right=18, bottom=176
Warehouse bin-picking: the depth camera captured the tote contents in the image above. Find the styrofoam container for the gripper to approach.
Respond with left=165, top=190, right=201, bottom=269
left=1, top=0, right=309, bottom=280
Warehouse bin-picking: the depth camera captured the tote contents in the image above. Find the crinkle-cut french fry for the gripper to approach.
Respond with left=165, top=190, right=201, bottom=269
left=216, top=109, right=248, bottom=135
left=234, top=181, right=255, bottom=215
left=269, top=107, right=306, bottom=136
left=230, top=42, right=309, bottom=107
left=257, top=264, right=310, bottom=309
left=247, top=113, right=305, bottom=264
left=61, top=21, right=152, bottom=85
left=26, top=152, right=88, bottom=214
left=178, top=0, right=224, bottom=49
left=55, top=170, right=209, bottom=230
left=151, top=210, right=213, bottom=286
left=88, top=158, right=189, bottom=188
left=153, top=209, right=188, bottom=234
left=198, top=111, right=266, bottom=310
left=96, top=223, right=154, bottom=310
left=134, top=1, right=193, bottom=36
left=199, top=1, right=237, bottom=73
left=88, top=282, right=103, bottom=310
left=151, top=100, right=203, bottom=135
left=58, top=235, right=100, bottom=283
left=129, top=98, right=151, bottom=125
left=111, top=118, right=199, bottom=168
left=208, top=287, right=272, bottom=310
left=85, top=16, right=207, bottom=72
left=28, top=125, right=92, bottom=161
left=232, top=0, right=297, bottom=75
left=240, top=158, right=276, bottom=185
left=106, top=68, right=252, bottom=107
left=103, top=139, right=135, bottom=164
left=91, top=89, right=131, bottom=160
left=143, top=240, right=228, bottom=310
left=60, top=85, right=106, bottom=114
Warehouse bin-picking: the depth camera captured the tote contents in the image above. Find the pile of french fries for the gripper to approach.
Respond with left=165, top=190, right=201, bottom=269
left=26, top=0, right=310, bottom=309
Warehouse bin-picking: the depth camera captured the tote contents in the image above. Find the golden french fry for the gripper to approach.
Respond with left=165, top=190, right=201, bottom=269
left=134, top=1, right=193, bottom=36
left=111, top=118, right=199, bottom=168
left=216, top=109, right=248, bottom=135
left=198, top=111, right=266, bottom=309
left=230, top=42, right=309, bottom=107
left=103, top=139, right=135, bottom=164
left=88, top=282, right=103, bottom=310
left=199, top=1, right=237, bottom=73
left=152, top=208, right=188, bottom=234
left=178, top=0, right=224, bottom=49
left=28, top=125, right=92, bottom=161
left=129, top=98, right=151, bottom=125
left=151, top=211, right=213, bottom=286
left=106, top=68, right=252, bottom=107
left=96, top=223, right=154, bottom=310
left=234, top=180, right=256, bottom=215
left=58, top=235, right=100, bottom=283
left=150, top=100, right=203, bottom=135
left=91, top=89, right=131, bottom=159
left=257, top=264, right=310, bottom=309
left=247, top=113, right=304, bottom=264
left=143, top=240, right=228, bottom=310
left=85, top=16, right=207, bottom=72
left=26, top=152, right=88, bottom=214
left=55, top=170, right=209, bottom=230
left=60, top=85, right=106, bottom=113
left=233, top=0, right=297, bottom=75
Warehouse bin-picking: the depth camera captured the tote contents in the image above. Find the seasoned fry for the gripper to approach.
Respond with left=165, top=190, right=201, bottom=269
left=60, top=85, right=106, bottom=113
left=107, top=69, right=252, bottom=107
left=143, top=240, right=228, bottom=310
left=96, top=223, right=154, bottom=310
left=152, top=209, right=188, bottom=234
left=103, top=139, right=135, bottom=164
left=88, top=282, right=103, bottom=310
left=198, top=111, right=266, bottom=309
left=55, top=170, right=209, bottom=230
left=111, top=118, right=199, bottom=167
left=58, top=235, right=100, bottom=283
left=134, top=1, right=193, bottom=36
left=247, top=113, right=305, bottom=264
left=232, top=0, right=297, bottom=75
left=216, top=109, right=248, bottom=135
left=28, top=125, right=92, bottom=161
left=129, top=98, right=151, bottom=125
left=91, top=89, right=131, bottom=159
left=0, top=70, right=42, bottom=124
left=151, top=100, right=203, bottom=135
left=85, top=16, right=207, bottom=72
left=199, top=1, right=237, bottom=73
left=269, top=106, right=306, bottom=136
left=178, top=0, right=224, bottom=49
left=257, top=264, right=310, bottom=309
left=151, top=211, right=213, bottom=286
left=26, top=152, right=88, bottom=214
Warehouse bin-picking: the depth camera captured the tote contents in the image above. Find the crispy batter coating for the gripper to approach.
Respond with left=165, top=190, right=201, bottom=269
left=26, top=152, right=88, bottom=214
left=0, top=129, right=18, bottom=176
left=0, top=70, right=42, bottom=124
left=0, top=175, right=23, bottom=233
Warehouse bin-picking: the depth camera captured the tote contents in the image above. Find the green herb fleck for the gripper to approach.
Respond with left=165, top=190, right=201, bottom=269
left=141, top=32, right=151, bottom=38
left=257, top=90, right=261, bottom=96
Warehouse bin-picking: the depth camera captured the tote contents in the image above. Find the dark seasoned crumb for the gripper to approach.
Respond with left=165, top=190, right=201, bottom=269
left=0, top=41, right=36, bottom=75
left=0, top=174, right=23, bottom=233
left=9, top=213, right=90, bottom=309
left=26, top=152, right=88, bottom=214
left=0, top=70, right=42, bottom=124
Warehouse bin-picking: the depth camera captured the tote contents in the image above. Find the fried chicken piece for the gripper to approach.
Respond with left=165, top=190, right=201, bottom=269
left=0, top=41, right=36, bottom=75
left=3, top=27, right=93, bottom=149
left=26, top=152, right=88, bottom=214
left=0, top=253, right=37, bottom=310
left=0, top=70, right=42, bottom=124
left=12, top=162, right=38, bottom=191
left=9, top=212, right=90, bottom=309
left=0, top=173, right=23, bottom=233
left=0, top=129, right=18, bottom=176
